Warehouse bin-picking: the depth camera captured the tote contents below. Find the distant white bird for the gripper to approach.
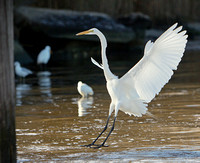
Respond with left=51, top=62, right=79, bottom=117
left=37, top=45, right=51, bottom=65
left=14, top=61, right=33, bottom=80
left=77, top=81, right=94, bottom=97
left=76, top=23, right=188, bottom=148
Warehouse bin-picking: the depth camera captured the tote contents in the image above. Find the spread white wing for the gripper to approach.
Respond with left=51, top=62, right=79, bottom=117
left=119, top=23, right=188, bottom=103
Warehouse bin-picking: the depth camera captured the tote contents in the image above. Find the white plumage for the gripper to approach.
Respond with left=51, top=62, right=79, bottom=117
left=14, top=61, right=33, bottom=78
left=117, top=23, right=188, bottom=116
left=76, top=23, right=188, bottom=148
left=77, top=81, right=94, bottom=97
left=37, top=45, right=51, bottom=65
left=87, top=23, right=187, bottom=117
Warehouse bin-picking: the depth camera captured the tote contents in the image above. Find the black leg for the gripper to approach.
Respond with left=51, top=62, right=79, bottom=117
left=92, top=116, right=117, bottom=149
left=42, top=64, right=45, bottom=71
left=39, top=64, right=42, bottom=71
left=44, top=64, right=47, bottom=71
left=83, top=115, right=110, bottom=147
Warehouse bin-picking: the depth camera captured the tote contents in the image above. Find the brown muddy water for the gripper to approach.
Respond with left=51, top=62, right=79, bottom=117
left=16, top=50, right=200, bottom=162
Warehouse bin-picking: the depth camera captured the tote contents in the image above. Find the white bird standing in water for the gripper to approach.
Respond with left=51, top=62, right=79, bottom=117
left=77, top=81, right=94, bottom=97
left=14, top=61, right=33, bottom=81
left=37, top=45, right=51, bottom=66
left=76, top=23, right=188, bottom=148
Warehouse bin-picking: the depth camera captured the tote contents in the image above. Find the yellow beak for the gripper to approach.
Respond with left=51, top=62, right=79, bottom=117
left=76, top=29, right=93, bottom=36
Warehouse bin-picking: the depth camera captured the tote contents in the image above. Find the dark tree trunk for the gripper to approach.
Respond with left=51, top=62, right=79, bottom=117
left=0, top=0, right=16, bottom=162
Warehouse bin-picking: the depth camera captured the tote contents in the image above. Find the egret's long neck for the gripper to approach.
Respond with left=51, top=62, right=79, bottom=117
left=96, top=31, right=116, bottom=81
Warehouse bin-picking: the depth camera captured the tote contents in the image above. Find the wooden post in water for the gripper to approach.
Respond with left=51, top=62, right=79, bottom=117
left=0, top=0, right=16, bottom=162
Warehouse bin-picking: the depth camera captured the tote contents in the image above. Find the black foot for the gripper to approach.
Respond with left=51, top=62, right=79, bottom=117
left=81, top=143, right=109, bottom=148
left=80, top=143, right=94, bottom=147
left=90, top=144, right=109, bottom=149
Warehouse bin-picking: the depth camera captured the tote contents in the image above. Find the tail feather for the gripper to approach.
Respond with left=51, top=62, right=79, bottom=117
left=120, top=99, right=148, bottom=117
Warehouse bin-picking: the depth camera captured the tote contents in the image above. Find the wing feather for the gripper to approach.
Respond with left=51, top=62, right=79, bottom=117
left=22, top=67, right=32, bottom=74
left=91, top=57, right=103, bottom=69
left=120, top=23, right=188, bottom=103
left=82, top=83, right=94, bottom=95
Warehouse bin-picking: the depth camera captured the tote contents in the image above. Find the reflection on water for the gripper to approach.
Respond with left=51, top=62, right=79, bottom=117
left=78, top=97, right=94, bottom=117
left=16, top=50, right=200, bottom=162
left=72, top=97, right=94, bottom=117
left=16, top=84, right=32, bottom=106
left=37, top=71, right=52, bottom=100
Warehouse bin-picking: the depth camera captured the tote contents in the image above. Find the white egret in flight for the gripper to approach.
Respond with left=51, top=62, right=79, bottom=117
left=14, top=61, right=33, bottom=81
left=77, top=81, right=94, bottom=97
left=37, top=45, right=51, bottom=66
left=76, top=23, right=188, bottom=148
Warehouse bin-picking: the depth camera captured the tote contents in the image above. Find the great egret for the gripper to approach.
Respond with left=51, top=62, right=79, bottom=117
left=14, top=61, right=33, bottom=81
left=76, top=23, right=188, bottom=148
left=77, top=81, right=94, bottom=97
left=37, top=45, right=51, bottom=66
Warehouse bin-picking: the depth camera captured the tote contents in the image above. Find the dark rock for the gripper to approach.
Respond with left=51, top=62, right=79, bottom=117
left=14, top=6, right=139, bottom=64
left=117, top=12, right=152, bottom=30
left=117, top=12, right=152, bottom=43
left=14, top=40, right=33, bottom=65
left=15, top=6, right=135, bottom=43
left=145, top=29, right=163, bottom=41
left=186, top=22, right=200, bottom=39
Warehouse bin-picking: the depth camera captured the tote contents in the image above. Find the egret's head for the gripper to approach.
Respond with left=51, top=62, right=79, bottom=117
left=76, top=28, right=99, bottom=36
left=45, top=45, right=52, bottom=54
left=78, top=81, right=83, bottom=86
left=45, top=45, right=51, bottom=50
left=14, top=61, right=20, bottom=67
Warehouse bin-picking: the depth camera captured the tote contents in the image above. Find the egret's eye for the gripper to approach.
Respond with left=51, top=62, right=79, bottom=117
left=89, top=29, right=94, bottom=33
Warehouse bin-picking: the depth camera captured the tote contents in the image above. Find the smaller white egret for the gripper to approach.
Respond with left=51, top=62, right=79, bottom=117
left=77, top=81, right=94, bottom=97
left=37, top=45, right=51, bottom=66
left=14, top=61, right=33, bottom=81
